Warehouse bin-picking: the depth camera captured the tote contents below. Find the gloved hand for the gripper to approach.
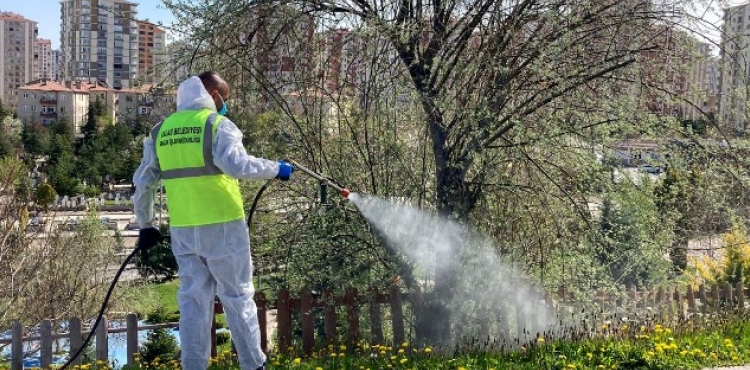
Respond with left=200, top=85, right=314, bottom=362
left=138, top=227, right=162, bottom=250
left=276, top=160, right=294, bottom=181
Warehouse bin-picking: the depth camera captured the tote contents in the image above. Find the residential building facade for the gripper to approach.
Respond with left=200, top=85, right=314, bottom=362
left=0, top=12, right=38, bottom=110
left=136, top=20, right=166, bottom=84
left=16, top=80, right=92, bottom=130
left=719, top=2, right=750, bottom=131
left=60, top=0, right=139, bottom=89
left=34, top=38, right=54, bottom=80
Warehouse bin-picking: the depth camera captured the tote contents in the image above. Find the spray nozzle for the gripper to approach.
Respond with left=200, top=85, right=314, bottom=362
left=287, top=158, right=351, bottom=200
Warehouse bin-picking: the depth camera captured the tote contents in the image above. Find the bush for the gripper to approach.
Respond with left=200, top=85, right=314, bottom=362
left=688, top=225, right=750, bottom=288
left=139, top=328, right=179, bottom=365
left=216, top=331, right=231, bottom=346
left=34, top=183, right=56, bottom=210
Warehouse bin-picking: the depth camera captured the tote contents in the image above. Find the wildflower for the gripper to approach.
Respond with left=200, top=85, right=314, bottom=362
left=398, top=349, right=404, bottom=354
left=566, top=364, right=576, bottom=369
left=458, top=367, right=467, bottom=370
left=272, top=361, right=281, bottom=366
left=391, top=355, right=397, bottom=360
left=537, top=337, right=545, bottom=344
left=316, top=368, right=323, bottom=370
left=401, top=341, right=409, bottom=347
left=424, top=347, right=432, bottom=353
left=400, top=358, right=408, bottom=364
left=339, top=353, right=345, bottom=357
left=330, top=353, right=337, bottom=358
left=680, top=350, right=688, bottom=356
left=340, top=344, right=347, bottom=351
left=293, top=358, right=301, bottom=364
left=587, top=353, right=593, bottom=360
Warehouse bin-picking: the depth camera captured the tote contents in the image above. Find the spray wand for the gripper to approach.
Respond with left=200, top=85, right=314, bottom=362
left=286, top=158, right=351, bottom=199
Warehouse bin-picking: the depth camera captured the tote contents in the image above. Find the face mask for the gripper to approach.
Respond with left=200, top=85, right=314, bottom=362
left=216, top=93, right=228, bottom=116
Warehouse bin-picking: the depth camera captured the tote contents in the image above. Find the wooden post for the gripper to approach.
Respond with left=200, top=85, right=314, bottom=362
left=126, top=313, right=139, bottom=366
left=711, top=284, right=721, bottom=313
left=95, top=315, right=109, bottom=363
left=389, top=285, right=404, bottom=347
left=301, top=289, right=314, bottom=355
left=369, top=288, right=383, bottom=346
left=11, top=321, right=22, bottom=370
left=686, top=286, right=696, bottom=315
left=667, top=287, right=676, bottom=323
left=277, top=289, right=292, bottom=353
left=41, top=319, right=53, bottom=368
left=675, top=287, right=684, bottom=321
left=345, top=288, right=359, bottom=348
left=69, top=317, right=83, bottom=366
left=737, top=282, right=745, bottom=311
left=656, top=287, right=665, bottom=322
left=324, top=289, right=337, bottom=345
left=724, top=282, right=733, bottom=311
left=212, top=301, right=224, bottom=358
left=256, top=292, right=268, bottom=352
left=699, top=284, right=708, bottom=314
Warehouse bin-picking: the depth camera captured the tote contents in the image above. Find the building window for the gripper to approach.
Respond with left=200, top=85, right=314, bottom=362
left=22, top=93, right=28, bottom=98
left=23, top=105, right=28, bottom=112
left=60, top=106, right=65, bottom=113
left=32, top=106, right=37, bottom=112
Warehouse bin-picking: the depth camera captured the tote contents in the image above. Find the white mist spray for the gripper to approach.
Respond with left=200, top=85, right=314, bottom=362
left=348, top=192, right=557, bottom=347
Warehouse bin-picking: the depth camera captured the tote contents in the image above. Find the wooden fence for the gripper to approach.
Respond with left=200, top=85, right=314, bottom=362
left=2, top=282, right=746, bottom=369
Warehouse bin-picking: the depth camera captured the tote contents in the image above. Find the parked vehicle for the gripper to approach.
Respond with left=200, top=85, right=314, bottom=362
left=639, top=164, right=664, bottom=174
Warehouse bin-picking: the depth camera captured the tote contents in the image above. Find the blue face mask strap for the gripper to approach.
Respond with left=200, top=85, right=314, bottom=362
left=215, top=93, right=228, bottom=116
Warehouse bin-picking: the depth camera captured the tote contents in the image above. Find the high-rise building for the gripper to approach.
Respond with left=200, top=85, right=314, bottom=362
left=136, top=20, right=166, bottom=84
left=34, top=38, right=54, bottom=80
left=60, top=0, right=139, bottom=90
left=719, top=3, right=750, bottom=131
left=52, top=49, right=63, bottom=80
left=0, top=12, right=38, bottom=110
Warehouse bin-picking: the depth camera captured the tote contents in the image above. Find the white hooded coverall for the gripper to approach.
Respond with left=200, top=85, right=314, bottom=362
left=133, top=76, right=278, bottom=370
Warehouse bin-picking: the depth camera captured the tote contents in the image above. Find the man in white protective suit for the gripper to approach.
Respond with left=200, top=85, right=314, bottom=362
left=132, top=71, right=294, bottom=370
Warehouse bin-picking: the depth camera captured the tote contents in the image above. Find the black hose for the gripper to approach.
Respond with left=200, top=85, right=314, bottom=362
left=59, top=244, right=143, bottom=369
left=58, top=180, right=275, bottom=369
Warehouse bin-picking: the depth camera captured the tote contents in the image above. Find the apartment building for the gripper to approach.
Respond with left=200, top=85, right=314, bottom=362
left=34, top=38, right=54, bottom=80
left=16, top=80, right=94, bottom=131
left=136, top=20, right=166, bottom=84
left=719, top=2, right=750, bottom=131
left=0, top=12, right=38, bottom=110
left=116, top=83, right=175, bottom=123
left=60, top=0, right=139, bottom=89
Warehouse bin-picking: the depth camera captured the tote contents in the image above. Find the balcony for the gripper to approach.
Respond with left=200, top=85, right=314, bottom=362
left=40, top=96, right=57, bottom=104
left=41, top=112, right=58, bottom=118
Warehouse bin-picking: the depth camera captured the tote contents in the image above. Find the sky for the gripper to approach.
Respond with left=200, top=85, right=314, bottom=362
left=0, top=0, right=176, bottom=50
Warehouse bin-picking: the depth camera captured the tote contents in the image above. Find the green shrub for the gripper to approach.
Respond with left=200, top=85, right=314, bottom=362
left=216, top=331, right=231, bottom=346
left=139, top=328, right=179, bottom=365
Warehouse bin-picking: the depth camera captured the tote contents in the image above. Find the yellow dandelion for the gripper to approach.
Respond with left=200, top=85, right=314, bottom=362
left=537, top=337, right=545, bottom=344
left=338, top=352, right=345, bottom=357
left=567, top=364, right=576, bottom=369
left=398, top=349, right=404, bottom=354
left=330, top=353, right=337, bottom=358
left=400, top=358, right=408, bottom=364
left=340, top=344, right=347, bottom=351
left=401, top=341, right=409, bottom=347
left=424, top=347, right=433, bottom=353
left=293, top=358, right=301, bottom=364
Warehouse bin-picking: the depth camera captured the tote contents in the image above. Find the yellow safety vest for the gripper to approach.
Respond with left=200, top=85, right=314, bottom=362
left=151, top=109, right=245, bottom=227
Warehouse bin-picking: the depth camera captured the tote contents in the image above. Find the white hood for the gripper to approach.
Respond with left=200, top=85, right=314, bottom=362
left=176, top=76, right=217, bottom=112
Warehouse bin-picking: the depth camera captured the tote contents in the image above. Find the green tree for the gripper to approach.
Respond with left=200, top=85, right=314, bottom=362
left=139, top=328, right=179, bottom=365
left=34, top=183, right=57, bottom=211
left=21, top=123, right=50, bottom=157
